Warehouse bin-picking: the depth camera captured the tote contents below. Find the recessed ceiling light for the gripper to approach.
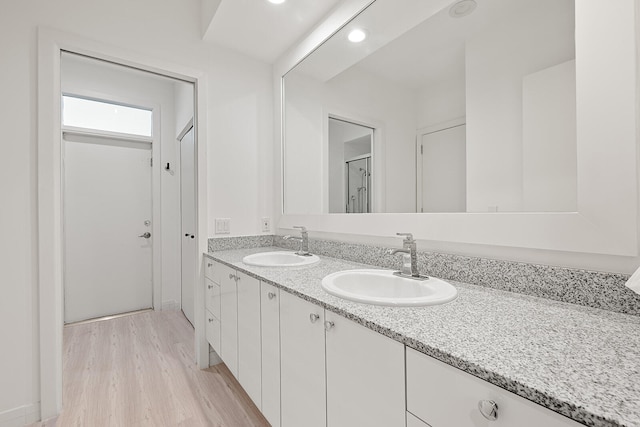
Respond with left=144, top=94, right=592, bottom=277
left=348, top=29, right=367, bottom=43
left=267, top=0, right=286, bottom=4
left=449, top=0, right=477, bottom=18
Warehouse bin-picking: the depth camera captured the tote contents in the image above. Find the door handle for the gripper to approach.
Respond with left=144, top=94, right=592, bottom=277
left=138, top=232, right=151, bottom=239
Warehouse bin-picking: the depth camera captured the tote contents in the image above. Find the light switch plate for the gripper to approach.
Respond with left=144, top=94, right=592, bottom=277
left=215, top=218, right=231, bottom=234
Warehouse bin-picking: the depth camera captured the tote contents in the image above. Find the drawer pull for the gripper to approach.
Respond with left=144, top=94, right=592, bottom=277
left=268, top=292, right=276, bottom=300
left=207, top=262, right=212, bottom=267
left=324, top=321, right=335, bottom=331
left=208, top=318, right=214, bottom=323
left=309, top=313, right=320, bottom=323
left=207, top=284, right=213, bottom=289
left=478, top=400, right=498, bottom=421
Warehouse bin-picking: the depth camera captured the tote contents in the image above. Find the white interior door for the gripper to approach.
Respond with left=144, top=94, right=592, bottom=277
left=419, top=125, right=467, bottom=213
left=63, top=134, right=153, bottom=323
left=180, top=126, right=196, bottom=325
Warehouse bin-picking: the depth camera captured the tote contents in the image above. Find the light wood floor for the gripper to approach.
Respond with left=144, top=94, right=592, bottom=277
left=30, top=310, right=270, bottom=427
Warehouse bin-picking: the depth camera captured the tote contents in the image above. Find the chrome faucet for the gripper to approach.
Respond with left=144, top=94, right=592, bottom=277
left=387, top=233, right=428, bottom=280
left=283, top=226, right=311, bottom=256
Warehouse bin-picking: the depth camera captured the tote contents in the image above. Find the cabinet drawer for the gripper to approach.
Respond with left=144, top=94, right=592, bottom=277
left=205, top=278, right=221, bottom=318
left=204, top=258, right=218, bottom=282
left=407, top=412, right=431, bottom=427
left=406, top=348, right=583, bottom=427
left=205, top=309, right=220, bottom=353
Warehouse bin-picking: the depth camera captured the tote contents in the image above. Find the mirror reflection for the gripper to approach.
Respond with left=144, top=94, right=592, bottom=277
left=329, top=118, right=373, bottom=213
left=283, top=0, right=576, bottom=214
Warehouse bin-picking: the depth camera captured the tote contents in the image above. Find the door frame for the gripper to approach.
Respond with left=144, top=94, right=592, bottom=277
left=178, top=119, right=196, bottom=325
left=61, top=90, right=162, bottom=315
left=324, top=112, right=383, bottom=213
left=37, top=27, right=210, bottom=420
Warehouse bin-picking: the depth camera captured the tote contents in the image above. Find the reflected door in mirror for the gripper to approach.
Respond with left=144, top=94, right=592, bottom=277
left=418, top=124, right=466, bottom=213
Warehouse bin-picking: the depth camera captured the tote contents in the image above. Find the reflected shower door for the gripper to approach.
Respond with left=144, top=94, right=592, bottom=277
left=346, top=156, right=371, bottom=213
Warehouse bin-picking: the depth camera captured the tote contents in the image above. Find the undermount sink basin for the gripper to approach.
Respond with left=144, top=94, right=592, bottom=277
left=321, top=269, right=457, bottom=307
left=242, top=251, right=320, bottom=267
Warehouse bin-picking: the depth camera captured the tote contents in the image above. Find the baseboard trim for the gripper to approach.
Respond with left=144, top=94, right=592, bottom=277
left=0, top=402, right=40, bottom=427
left=162, top=300, right=180, bottom=311
left=209, top=347, right=222, bottom=366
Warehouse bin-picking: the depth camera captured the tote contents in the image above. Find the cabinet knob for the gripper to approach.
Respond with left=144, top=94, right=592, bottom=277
left=207, top=262, right=213, bottom=267
left=208, top=318, right=214, bottom=323
left=229, top=273, right=236, bottom=281
left=478, top=400, right=498, bottom=421
left=268, top=292, right=276, bottom=300
left=324, top=321, right=335, bottom=331
left=309, top=313, right=320, bottom=323
left=207, top=284, right=213, bottom=289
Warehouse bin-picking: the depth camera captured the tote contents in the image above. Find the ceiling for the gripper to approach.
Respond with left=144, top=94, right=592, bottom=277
left=355, top=0, right=574, bottom=90
left=291, top=0, right=574, bottom=91
left=203, top=0, right=343, bottom=63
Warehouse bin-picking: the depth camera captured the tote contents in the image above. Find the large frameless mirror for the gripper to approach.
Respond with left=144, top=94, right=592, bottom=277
left=283, top=0, right=577, bottom=214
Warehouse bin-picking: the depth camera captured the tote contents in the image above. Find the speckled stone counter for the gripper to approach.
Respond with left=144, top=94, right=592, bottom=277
left=205, top=247, right=640, bottom=427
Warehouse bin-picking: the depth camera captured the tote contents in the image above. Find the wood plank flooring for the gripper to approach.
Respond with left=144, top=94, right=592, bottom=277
left=30, top=310, right=270, bottom=427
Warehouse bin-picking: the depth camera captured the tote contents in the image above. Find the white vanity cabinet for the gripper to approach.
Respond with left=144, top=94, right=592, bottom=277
left=406, top=348, right=584, bottom=427
left=280, top=290, right=406, bottom=427
left=204, top=256, right=587, bottom=427
left=280, top=291, right=326, bottom=427
left=324, top=311, right=405, bottom=427
left=209, top=260, right=262, bottom=406
left=261, top=282, right=281, bottom=427
left=204, top=260, right=221, bottom=353
left=237, top=270, right=262, bottom=408
left=218, top=263, right=239, bottom=377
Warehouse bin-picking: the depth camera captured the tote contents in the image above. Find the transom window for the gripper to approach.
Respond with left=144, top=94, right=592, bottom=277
left=62, top=95, right=152, bottom=137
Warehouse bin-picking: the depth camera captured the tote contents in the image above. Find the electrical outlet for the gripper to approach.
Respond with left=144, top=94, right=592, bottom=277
left=261, top=217, right=271, bottom=232
left=215, top=218, right=231, bottom=234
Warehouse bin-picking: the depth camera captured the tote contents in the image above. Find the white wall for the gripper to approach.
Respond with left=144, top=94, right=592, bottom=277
left=0, top=0, right=273, bottom=423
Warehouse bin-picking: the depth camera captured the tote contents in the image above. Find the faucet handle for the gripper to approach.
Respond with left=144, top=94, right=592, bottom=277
left=293, top=226, right=307, bottom=232
left=396, top=232, right=414, bottom=242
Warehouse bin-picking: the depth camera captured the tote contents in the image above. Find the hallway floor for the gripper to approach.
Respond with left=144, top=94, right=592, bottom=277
left=30, top=310, right=269, bottom=426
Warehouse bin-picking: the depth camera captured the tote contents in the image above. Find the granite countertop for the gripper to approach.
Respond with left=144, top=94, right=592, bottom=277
left=205, top=247, right=640, bottom=427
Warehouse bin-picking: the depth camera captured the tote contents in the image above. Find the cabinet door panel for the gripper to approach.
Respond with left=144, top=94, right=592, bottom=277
left=261, top=282, right=281, bottom=427
left=204, top=258, right=217, bottom=281
left=280, top=291, right=326, bottom=427
left=205, top=309, right=220, bottom=353
left=237, top=271, right=262, bottom=407
left=406, top=348, right=583, bottom=427
left=205, top=278, right=220, bottom=319
left=325, top=311, right=405, bottom=427
left=219, top=264, right=238, bottom=377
